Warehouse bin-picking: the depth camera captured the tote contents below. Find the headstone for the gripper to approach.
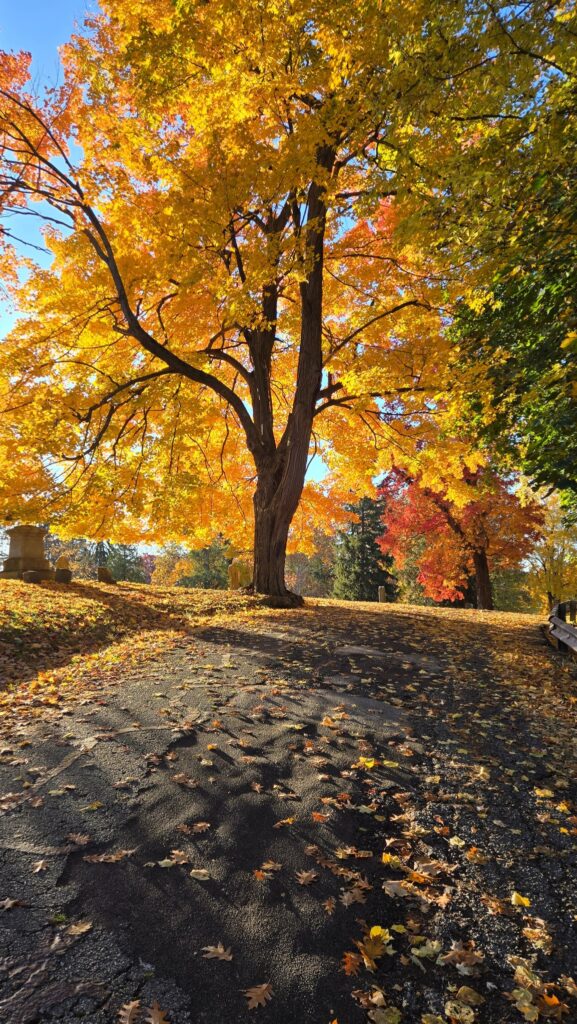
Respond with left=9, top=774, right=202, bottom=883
left=55, top=554, right=73, bottom=583
left=0, top=525, right=54, bottom=580
left=22, top=570, right=44, bottom=584
left=97, top=566, right=116, bottom=584
left=228, top=556, right=252, bottom=590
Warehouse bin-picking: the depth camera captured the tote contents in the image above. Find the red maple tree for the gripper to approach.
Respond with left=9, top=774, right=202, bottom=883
left=378, top=470, right=544, bottom=609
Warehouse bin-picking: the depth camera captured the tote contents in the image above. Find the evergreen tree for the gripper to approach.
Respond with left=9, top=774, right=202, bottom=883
left=177, top=538, right=230, bottom=590
left=333, top=497, right=396, bottom=603
left=104, top=544, right=148, bottom=583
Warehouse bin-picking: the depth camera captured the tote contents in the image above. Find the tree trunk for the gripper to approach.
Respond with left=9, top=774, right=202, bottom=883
left=253, top=497, right=293, bottom=600
left=251, top=411, right=315, bottom=604
left=472, top=548, right=493, bottom=610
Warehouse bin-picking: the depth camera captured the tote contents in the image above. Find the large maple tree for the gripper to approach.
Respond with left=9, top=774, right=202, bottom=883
left=0, top=2, right=566, bottom=599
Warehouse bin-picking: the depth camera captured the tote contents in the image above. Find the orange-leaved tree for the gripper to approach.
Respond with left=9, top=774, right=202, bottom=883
left=379, top=469, right=544, bottom=609
left=0, top=3, right=549, bottom=600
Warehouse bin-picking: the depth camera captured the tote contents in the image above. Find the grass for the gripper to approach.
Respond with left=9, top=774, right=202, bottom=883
left=0, top=579, right=265, bottom=718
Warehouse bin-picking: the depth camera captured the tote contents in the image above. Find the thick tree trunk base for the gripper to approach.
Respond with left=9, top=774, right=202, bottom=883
left=473, top=548, right=494, bottom=611
left=240, top=583, right=304, bottom=608
left=262, top=590, right=304, bottom=608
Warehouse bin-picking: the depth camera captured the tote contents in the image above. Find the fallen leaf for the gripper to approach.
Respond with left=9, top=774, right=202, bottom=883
left=0, top=897, right=27, bottom=911
left=444, top=1001, right=475, bottom=1023
left=84, top=848, right=136, bottom=864
left=202, top=943, right=233, bottom=961
left=369, top=1009, right=402, bottom=1024
left=170, top=849, right=190, bottom=865
left=441, top=940, right=484, bottom=975
left=118, top=1001, right=141, bottom=1024
left=342, top=951, right=363, bottom=976
left=243, top=982, right=274, bottom=1009
left=171, top=773, right=198, bottom=789
left=67, top=833, right=91, bottom=846
left=67, top=920, right=93, bottom=936
left=296, top=870, right=318, bottom=886
left=465, top=846, right=489, bottom=864
left=144, top=1001, right=170, bottom=1024
left=448, top=836, right=466, bottom=848
left=456, top=986, right=485, bottom=1007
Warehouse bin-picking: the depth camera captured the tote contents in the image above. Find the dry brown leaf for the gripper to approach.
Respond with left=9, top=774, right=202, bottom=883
left=32, top=859, right=48, bottom=873
left=144, top=1000, right=170, bottom=1024
left=340, top=886, right=366, bottom=906
left=67, top=833, right=91, bottom=846
left=342, top=951, right=363, bottom=976
left=202, top=943, right=233, bottom=961
left=456, top=986, right=485, bottom=1007
left=67, top=920, right=93, bottom=936
left=118, top=1000, right=141, bottom=1024
left=441, top=940, right=485, bottom=975
left=243, top=982, right=274, bottom=1009
left=296, top=870, right=318, bottom=886
left=382, top=880, right=410, bottom=899
left=273, top=817, right=294, bottom=829
left=171, top=773, right=198, bottom=789
left=465, top=846, right=489, bottom=864
left=169, top=849, right=190, bottom=865
left=323, top=897, right=336, bottom=915
left=0, top=897, right=27, bottom=911
left=84, top=848, right=136, bottom=864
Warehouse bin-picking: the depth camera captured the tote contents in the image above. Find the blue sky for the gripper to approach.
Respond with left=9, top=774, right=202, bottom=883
left=0, top=1, right=95, bottom=332
left=0, top=0, right=92, bottom=81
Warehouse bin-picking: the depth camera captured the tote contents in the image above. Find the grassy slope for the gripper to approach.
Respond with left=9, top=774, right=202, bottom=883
left=0, top=578, right=263, bottom=690
left=0, top=579, right=545, bottom=723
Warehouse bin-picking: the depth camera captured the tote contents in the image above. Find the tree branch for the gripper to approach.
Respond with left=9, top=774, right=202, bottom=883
left=324, top=299, right=430, bottom=364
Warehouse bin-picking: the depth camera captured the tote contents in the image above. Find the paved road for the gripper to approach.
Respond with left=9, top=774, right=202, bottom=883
left=0, top=603, right=575, bottom=1024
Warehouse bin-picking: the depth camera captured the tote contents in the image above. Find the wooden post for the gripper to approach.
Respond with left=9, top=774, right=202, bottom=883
left=558, top=602, right=569, bottom=653
left=378, top=586, right=386, bottom=603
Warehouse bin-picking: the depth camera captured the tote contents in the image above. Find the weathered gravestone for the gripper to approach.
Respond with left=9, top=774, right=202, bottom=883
left=55, top=555, right=73, bottom=584
left=0, top=525, right=54, bottom=581
left=228, top=556, right=252, bottom=590
left=97, top=566, right=116, bottom=584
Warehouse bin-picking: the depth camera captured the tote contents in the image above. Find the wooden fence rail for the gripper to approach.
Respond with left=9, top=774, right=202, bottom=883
left=549, top=600, right=577, bottom=655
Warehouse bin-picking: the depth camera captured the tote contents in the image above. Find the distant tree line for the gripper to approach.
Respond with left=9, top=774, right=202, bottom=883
left=3, top=485, right=574, bottom=612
